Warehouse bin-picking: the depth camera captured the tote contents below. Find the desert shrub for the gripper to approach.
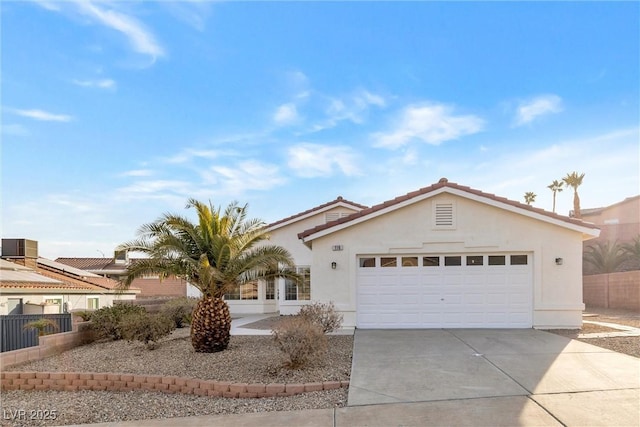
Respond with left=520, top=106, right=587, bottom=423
left=272, top=316, right=327, bottom=369
left=91, top=304, right=146, bottom=341
left=73, top=310, right=94, bottom=321
left=120, top=312, right=176, bottom=350
left=298, top=301, right=343, bottom=334
left=23, top=318, right=60, bottom=336
left=161, top=297, right=197, bottom=328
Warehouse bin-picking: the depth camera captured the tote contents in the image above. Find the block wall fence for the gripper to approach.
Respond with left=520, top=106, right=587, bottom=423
left=583, top=271, right=640, bottom=310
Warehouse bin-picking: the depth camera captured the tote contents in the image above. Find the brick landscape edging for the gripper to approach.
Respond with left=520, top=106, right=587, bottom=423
left=0, top=371, right=349, bottom=398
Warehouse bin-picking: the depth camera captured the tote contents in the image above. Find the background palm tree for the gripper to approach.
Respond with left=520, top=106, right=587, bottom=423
left=523, top=192, right=537, bottom=205
left=547, top=179, right=564, bottom=213
left=583, top=241, right=627, bottom=274
left=622, top=235, right=640, bottom=270
left=563, top=172, right=585, bottom=218
left=117, top=199, right=297, bottom=353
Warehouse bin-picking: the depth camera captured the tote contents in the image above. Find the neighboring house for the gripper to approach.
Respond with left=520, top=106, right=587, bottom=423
left=580, top=195, right=639, bottom=244
left=56, top=252, right=196, bottom=298
left=298, top=178, right=600, bottom=329
left=580, top=195, right=640, bottom=274
left=0, top=239, right=138, bottom=315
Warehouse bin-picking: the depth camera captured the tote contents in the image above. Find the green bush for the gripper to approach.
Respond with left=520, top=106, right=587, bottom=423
left=120, top=312, right=176, bottom=350
left=23, top=318, right=60, bottom=336
left=91, top=304, right=146, bottom=341
left=73, top=310, right=94, bottom=321
left=272, top=316, right=327, bottom=369
left=161, top=297, right=197, bottom=328
left=298, top=301, right=343, bottom=334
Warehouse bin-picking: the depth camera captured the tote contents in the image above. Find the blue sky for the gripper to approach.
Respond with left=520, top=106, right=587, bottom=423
left=2, top=1, right=639, bottom=259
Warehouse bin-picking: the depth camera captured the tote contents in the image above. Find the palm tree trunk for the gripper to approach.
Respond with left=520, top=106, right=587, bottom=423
left=552, top=191, right=557, bottom=213
left=573, top=190, right=581, bottom=218
left=190, top=296, right=231, bottom=353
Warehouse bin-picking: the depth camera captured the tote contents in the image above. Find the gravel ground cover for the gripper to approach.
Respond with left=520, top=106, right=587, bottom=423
left=2, top=328, right=353, bottom=426
left=0, top=389, right=348, bottom=427
left=5, top=328, right=353, bottom=384
left=546, top=307, right=640, bottom=358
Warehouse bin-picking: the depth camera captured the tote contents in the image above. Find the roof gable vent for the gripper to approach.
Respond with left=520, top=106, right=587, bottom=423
left=433, top=202, right=455, bottom=229
left=325, top=212, right=351, bottom=223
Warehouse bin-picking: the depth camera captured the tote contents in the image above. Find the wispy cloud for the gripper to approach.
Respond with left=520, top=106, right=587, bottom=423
left=206, top=160, right=286, bottom=194
left=164, top=148, right=237, bottom=164
left=75, top=1, right=165, bottom=60
left=72, top=78, right=116, bottom=89
left=115, top=179, right=193, bottom=202
left=120, top=169, right=153, bottom=177
left=288, top=143, right=361, bottom=177
left=273, top=103, right=299, bottom=125
left=1, top=124, right=29, bottom=136
left=33, top=0, right=60, bottom=11
left=161, top=1, right=212, bottom=32
left=373, top=103, right=484, bottom=149
left=11, top=108, right=73, bottom=122
left=514, top=94, right=563, bottom=126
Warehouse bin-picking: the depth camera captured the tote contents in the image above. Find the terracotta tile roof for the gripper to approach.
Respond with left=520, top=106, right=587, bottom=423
left=581, top=195, right=640, bottom=217
left=34, top=264, right=109, bottom=291
left=298, top=178, right=600, bottom=240
left=0, top=258, right=136, bottom=293
left=54, top=257, right=113, bottom=270
left=268, top=196, right=368, bottom=229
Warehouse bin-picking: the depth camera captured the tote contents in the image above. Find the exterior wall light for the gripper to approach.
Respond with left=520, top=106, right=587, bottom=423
left=331, top=262, right=337, bottom=269
left=555, top=258, right=563, bottom=265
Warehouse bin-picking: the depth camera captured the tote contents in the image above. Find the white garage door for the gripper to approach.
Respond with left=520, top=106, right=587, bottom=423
left=357, top=253, right=532, bottom=328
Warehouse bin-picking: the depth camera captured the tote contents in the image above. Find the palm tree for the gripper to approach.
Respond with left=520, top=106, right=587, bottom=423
left=524, top=192, right=537, bottom=205
left=563, top=172, right=585, bottom=218
left=622, top=235, right=640, bottom=270
left=23, top=318, right=60, bottom=336
left=547, top=179, right=564, bottom=213
left=583, top=241, right=627, bottom=274
left=117, top=199, right=298, bottom=353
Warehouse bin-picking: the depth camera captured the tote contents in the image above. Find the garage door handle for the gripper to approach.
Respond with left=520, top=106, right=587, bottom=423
left=441, top=298, right=444, bottom=301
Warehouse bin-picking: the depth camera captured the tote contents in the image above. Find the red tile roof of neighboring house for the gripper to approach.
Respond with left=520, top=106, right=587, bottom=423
left=54, top=257, right=115, bottom=270
left=267, top=196, right=368, bottom=230
left=0, top=258, right=138, bottom=293
left=299, top=178, right=600, bottom=240
left=580, top=195, right=640, bottom=217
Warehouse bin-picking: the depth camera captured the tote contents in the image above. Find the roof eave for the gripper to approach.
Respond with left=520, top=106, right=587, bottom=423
left=268, top=200, right=367, bottom=232
left=301, top=185, right=600, bottom=242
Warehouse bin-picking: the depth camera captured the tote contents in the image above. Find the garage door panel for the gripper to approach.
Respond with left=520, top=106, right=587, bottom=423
left=357, top=253, right=533, bottom=328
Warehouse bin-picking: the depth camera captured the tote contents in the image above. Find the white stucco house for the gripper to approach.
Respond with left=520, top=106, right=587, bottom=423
left=298, top=179, right=600, bottom=329
left=224, top=196, right=367, bottom=315
left=229, top=178, right=600, bottom=329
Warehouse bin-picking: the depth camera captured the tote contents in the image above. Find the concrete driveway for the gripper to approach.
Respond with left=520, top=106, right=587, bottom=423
left=348, top=329, right=640, bottom=426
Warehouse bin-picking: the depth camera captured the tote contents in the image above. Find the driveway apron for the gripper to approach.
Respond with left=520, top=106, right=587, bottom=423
left=348, top=329, right=640, bottom=426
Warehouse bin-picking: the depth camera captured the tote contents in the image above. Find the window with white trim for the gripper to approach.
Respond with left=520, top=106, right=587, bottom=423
left=224, top=282, right=258, bottom=300
left=87, top=297, right=99, bottom=310
left=265, top=278, right=276, bottom=300
left=285, top=267, right=310, bottom=300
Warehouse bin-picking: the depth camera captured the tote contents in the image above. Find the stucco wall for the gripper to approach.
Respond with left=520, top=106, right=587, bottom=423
left=309, top=193, right=591, bottom=328
left=264, top=205, right=361, bottom=315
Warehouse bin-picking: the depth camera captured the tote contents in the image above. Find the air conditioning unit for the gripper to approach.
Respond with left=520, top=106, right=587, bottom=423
left=1, top=239, right=38, bottom=258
